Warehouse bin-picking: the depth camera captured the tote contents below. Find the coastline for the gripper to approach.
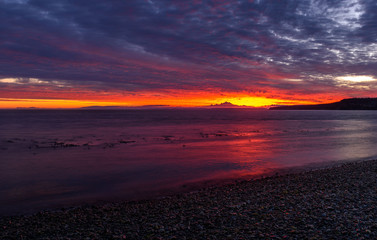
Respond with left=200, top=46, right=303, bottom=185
left=1, top=159, right=377, bottom=239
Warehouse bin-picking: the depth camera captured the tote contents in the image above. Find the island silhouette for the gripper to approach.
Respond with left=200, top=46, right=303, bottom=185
left=270, top=98, right=377, bottom=110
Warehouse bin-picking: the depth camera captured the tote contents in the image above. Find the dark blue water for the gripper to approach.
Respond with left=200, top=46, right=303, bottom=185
left=1, top=109, right=377, bottom=215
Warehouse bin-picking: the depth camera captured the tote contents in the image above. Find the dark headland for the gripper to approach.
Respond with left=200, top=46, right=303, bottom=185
left=270, top=98, right=377, bottom=110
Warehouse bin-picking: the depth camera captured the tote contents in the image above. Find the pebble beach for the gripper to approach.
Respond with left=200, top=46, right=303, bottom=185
left=1, top=159, right=377, bottom=239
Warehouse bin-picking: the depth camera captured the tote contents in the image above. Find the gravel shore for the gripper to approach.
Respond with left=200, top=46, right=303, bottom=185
left=1, top=159, right=377, bottom=239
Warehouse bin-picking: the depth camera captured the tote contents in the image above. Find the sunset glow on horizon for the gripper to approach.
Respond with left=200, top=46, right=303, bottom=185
left=1, top=0, right=377, bottom=108
left=0, top=94, right=328, bottom=109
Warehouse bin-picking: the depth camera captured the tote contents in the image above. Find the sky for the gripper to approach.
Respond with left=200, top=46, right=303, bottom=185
left=1, top=0, right=377, bottom=108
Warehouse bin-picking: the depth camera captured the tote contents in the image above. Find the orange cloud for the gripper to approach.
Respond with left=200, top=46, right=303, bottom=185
left=0, top=86, right=346, bottom=109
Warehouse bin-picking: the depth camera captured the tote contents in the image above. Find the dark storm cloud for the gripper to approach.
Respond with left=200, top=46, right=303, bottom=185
left=1, top=0, right=376, bottom=94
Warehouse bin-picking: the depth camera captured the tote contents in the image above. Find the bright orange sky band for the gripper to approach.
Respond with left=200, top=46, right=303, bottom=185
left=0, top=90, right=343, bottom=109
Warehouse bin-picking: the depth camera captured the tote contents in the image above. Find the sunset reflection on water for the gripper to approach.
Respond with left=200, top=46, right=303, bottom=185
left=2, top=109, right=377, bottom=215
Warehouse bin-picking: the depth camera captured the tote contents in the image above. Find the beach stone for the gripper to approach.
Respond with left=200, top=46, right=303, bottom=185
left=1, top=159, right=377, bottom=239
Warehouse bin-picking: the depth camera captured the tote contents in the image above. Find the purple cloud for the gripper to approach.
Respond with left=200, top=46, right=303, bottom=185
left=0, top=0, right=377, bottom=98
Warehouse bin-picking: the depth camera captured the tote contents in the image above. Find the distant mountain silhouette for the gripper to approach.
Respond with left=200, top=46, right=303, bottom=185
left=270, top=98, right=377, bottom=110
left=81, top=105, right=169, bottom=110
left=210, top=101, right=239, bottom=107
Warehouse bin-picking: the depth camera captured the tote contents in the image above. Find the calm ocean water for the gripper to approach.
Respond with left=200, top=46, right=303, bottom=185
left=1, top=109, right=377, bottom=215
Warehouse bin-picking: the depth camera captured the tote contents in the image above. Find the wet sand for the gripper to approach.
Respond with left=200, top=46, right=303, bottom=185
left=1, top=159, right=377, bottom=239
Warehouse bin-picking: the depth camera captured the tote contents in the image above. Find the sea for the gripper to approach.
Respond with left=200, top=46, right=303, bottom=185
left=1, top=108, right=377, bottom=216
